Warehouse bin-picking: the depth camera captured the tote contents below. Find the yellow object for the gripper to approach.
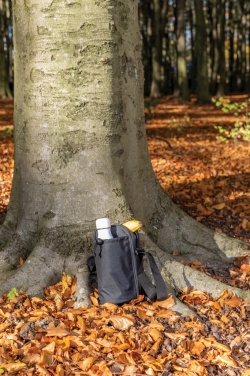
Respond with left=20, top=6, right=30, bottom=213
left=122, top=220, right=142, bottom=232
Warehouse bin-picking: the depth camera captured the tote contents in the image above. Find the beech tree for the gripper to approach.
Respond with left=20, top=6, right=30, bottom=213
left=1, top=0, right=250, bottom=314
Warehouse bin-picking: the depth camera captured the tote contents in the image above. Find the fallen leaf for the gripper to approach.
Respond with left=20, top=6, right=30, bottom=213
left=45, top=327, right=69, bottom=338
left=212, top=203, right=226, bottom=210
left=77, top=357, right=96, bottom=372
left=0, top=362, right=27, bottom=372
left=106, top=315, right=135, bottom=331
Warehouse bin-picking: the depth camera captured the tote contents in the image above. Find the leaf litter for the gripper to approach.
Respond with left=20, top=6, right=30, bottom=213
left=1, top=97, right=250, bottom=374
left=0, top=275, right=250, bottom=375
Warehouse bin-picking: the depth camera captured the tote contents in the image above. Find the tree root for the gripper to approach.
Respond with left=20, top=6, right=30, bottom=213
left=0, top=233, right=36, bottom=278
left=0, top=220, right=249, bottom=318
left=143, top=183, right=250, bottom=262
left=0, top=242, right=64, bottom=297
left=0, top=226, right=93, bottom=307
left=0, top=218, right=16, bottom=249
left=64, top=252, right=92, bottom=308
left=141, top=231, right=250, bottom=302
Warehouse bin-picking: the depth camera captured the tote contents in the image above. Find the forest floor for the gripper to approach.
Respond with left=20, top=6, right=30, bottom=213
left=0, top=96, right=250, bottom=375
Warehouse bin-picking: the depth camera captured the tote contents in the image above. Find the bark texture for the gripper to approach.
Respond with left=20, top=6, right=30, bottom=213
left=1, top=0, right=250, bottom=314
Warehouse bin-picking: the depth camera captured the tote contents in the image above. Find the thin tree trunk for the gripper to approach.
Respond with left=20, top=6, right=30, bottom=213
left=216, top=0, right=226, bottom=95
left=238, top=0, right=247, bottom=91
left=176, top=0, right=190, bottom=101
left=228, top=0, right=235, bottom=91
left=150, top=0, right=164, bottom=98
left=188, top=0, right=196, bottom=94
left=209, top=0, right=220, bottom=94
left=194, top=0, right=210, bottom=103
left=0, top=1, right=12, bottom=97
left=139, top=0, right=152, bottom=96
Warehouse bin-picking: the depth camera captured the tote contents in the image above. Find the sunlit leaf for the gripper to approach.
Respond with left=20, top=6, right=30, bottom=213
left=77, top=357, right=96, bottom=372
left=7, top=288, right=19, bottom=300
left=106, top=315, right=135, bottom=331
left=0, top=362, right=27, bottom=372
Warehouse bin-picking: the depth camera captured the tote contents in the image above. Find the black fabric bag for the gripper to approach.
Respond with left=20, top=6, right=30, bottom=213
left=87, top=224, right=168, bottom=305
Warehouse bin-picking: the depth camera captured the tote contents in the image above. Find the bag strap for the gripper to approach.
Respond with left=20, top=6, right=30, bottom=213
left=137, top=249, right=168, bottom=301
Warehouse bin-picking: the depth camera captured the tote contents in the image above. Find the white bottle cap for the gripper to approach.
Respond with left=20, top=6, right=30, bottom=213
left=96, top=218, right=111, bottom=230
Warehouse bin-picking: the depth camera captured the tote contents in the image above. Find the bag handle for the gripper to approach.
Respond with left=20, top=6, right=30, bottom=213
left=137, top=249, right=168, bottom=301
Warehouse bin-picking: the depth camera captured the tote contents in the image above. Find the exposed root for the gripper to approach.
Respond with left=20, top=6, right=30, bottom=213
left=0, top=226, right=90, bottom=297
left=1, top=218, right=249, bottom=318
left=0, top=219, right=16, bottom=249
left=141, top=231, right=250, bottom=302
left=0, top=233, right=36, bottom=279
left=65, top=251, right=92, bottom=308
left=0, top=244, right=64, bottom=297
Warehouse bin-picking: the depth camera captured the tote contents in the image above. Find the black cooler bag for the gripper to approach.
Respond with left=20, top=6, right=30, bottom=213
left=88, top=224, right=168, bottom=305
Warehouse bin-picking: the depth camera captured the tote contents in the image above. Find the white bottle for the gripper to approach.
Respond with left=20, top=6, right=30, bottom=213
left=96, top=218, right=113, bottom=240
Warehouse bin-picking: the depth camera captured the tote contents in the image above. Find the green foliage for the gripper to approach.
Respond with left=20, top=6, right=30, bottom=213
left=212, top=97, right=250, bottom=142
left=7, top=287, right=19, bottom=300
left=0, top=369, right=4, bottom=374
left=0, top=127, right=13, bottom=138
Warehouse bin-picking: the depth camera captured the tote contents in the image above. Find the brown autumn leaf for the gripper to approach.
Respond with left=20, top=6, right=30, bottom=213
left=240, top=263, right=250, bottom=272
left=77, top=357, right=96, bottom=372
left=106, top=315, right=135, bottom=331
left=0, top=362, right=27, bottom=372
left=152, top=295, right=175, bottom=308
left=214, top=354, right=238, bottom=367
left=211, top=203, right=226, bottom=210
left=224, top=295, right=243, bottom=307
left=45, top=326, right=69, bottom=338
left=148, top=328, right=162, bottom=341
left=242, top=219, right=250, bottom=230
left=189, top=340, right=206, bottom=356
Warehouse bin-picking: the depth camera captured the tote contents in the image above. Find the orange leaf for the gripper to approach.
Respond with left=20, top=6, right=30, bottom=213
left=149, top=328, right=162, bottom=342
left=152, top=295, right=175, bottom=309
left=240, top=263, right=250, bottom=272
left=0, top=362, right=27, bottom=372
left=77, top=357, right=96, bottom=372
left=214, top=354, right=238, bottom=367
left=106, top=315, right=135, bottom=331
left=189, top=340, right=206, bottom=356
left=212, top=203, right=226, bottom=210
left=45, top=327, right=69, bottom=338
left=225, top=296, right=242, bottom=307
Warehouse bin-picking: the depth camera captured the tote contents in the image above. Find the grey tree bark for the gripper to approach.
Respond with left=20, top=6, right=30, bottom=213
left=1, top=0, right=250, bottom=315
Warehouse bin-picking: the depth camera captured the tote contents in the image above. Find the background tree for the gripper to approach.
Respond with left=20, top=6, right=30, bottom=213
left=138, top=0, right=152, bottom=96
left=0, top=0, right=13, bottom=97
left=149, top=0, right=168, bottom=98
left=1, top=0, right=250, bottom=314
left=194, top=0, right=210, bottom=103
left=2, top=1, right=250, bottom=100
left=175, top=0, right=190, bottom=100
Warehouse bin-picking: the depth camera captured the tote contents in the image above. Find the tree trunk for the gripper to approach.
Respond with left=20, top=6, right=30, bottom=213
left=150, top=0, right=164, bottom=98
left=176, top=0, right=190, bottom=101
left=0, top=1, right=12, bottom=98
left=194, top=0, right=211, bottom=103
left=188, top=0, right=196, bottom=94
left=1, top=0, right=250, bottom=314
left=237, top=0, right=247, bottom=91
left=138, top=0, right=152, bottom=96
left=208, top=0, right=220, bottom=94
left=228, top=0, right=235, bottom=91
left=216, top=0, right=226, bottom=96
